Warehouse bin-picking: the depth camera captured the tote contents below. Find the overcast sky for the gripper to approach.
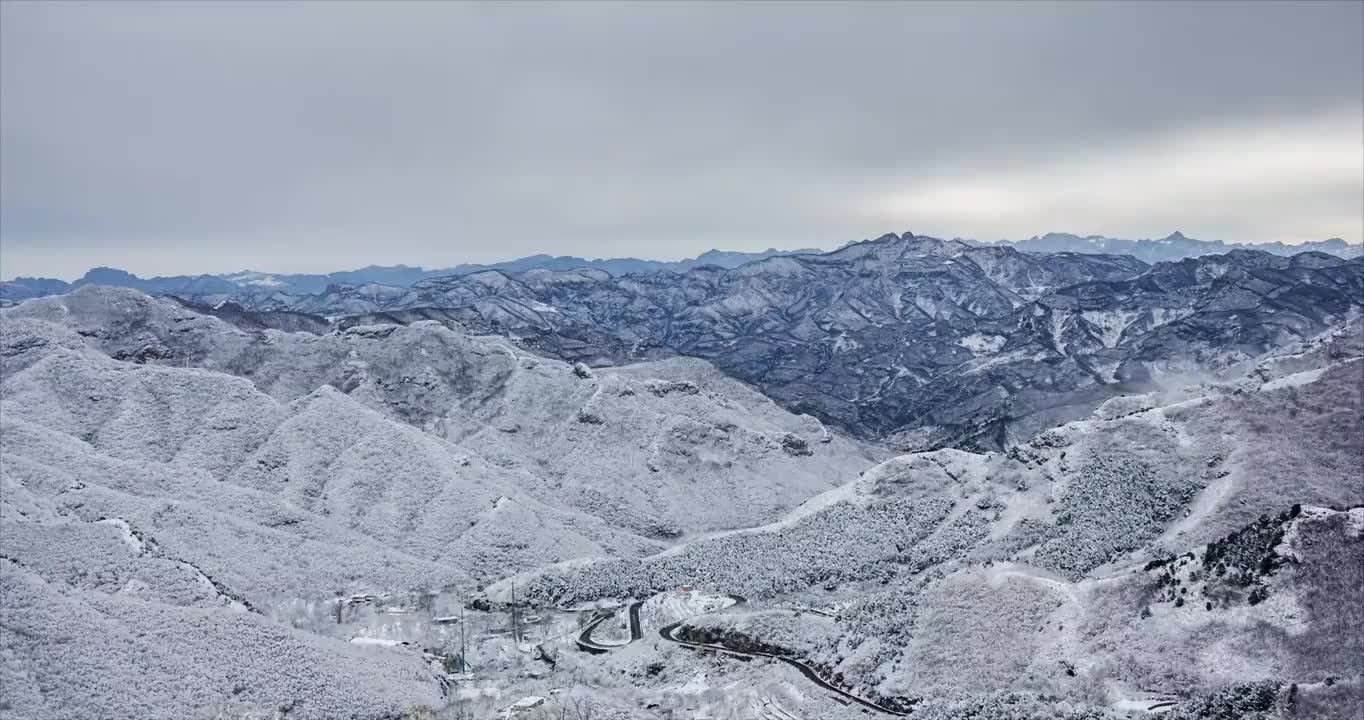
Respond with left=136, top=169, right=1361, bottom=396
left=2, top=1, right=1361, bottom=279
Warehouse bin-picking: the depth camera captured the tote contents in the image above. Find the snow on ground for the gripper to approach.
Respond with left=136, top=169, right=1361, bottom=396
left=1080, top=308, right=1141, bottom=348
left=1258, top=366, right=1327, bottom=391
left=93, top=517, right=146, bottom=553
left=957, top=332, right=1007, bottom=354
left=638, top=590, right=737, bottom=631
left=349, top=636, right=407, bottom=647
left=591, top=611, right=633, bottom=645
left=0, top=559, right=444, bottom=720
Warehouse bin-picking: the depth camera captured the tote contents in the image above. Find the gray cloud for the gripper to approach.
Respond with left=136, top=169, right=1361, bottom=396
left=2, top=1, right=1361, bottom=279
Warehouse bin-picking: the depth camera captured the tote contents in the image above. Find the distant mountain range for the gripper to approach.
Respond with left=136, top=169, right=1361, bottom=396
left=265, top=232, right=1362, bottom=451
left=0, top=247, right=820, bottom=303
left=4, top=231, right=1359, bottom=305
left=972, top=230, right=1362, bottom=263
left=12, top=231, right=1359, bottom=451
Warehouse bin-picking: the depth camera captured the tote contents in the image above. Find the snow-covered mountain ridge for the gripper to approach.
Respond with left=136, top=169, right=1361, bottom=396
left=979, top=231, right=1363, bottom=263
left=0, top=247, right=823, bottom=302
left=152, top=237, right=1364, bottom=453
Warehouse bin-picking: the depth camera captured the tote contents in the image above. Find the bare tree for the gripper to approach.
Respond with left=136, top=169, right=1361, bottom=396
left=564, top=695, right=595, bottom=720
left=535, top=643, right=558, bottom=669
left=442, top=695, right=475, bottom=720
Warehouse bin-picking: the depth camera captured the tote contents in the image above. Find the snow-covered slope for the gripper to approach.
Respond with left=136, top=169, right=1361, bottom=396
left=0, top=558, right=446, bottom=720
left=1, top=293, right=883, bottom=609
left=509, top=339, right=1361, bottom=598
left=2, top=317, right=681, bottom=603
left=0, top=287, right=882, bottom=718
left=499, top=332, right=1361, bottom=714
left=5, top=287, right=879, bottom=538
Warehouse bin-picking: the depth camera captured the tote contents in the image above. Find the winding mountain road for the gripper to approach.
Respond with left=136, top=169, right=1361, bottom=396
left=656, top=622, right=908, bottom=716
left=577, top=593, right=906, bottom=716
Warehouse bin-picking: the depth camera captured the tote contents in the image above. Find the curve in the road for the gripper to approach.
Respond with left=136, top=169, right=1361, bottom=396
left=576, top=600, right=647, bottom=653
left=576, top=594, right=902, bottom=716
left=574, top=610, right=620, bottom=654
left=627, top=599, right=644, bottom=641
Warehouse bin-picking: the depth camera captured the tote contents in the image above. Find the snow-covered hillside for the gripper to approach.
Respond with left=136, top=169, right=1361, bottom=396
left=0, top=288, right=880, bottom=718
left=5, top=287, right=879, bottom=537
left=495, top=330, right=1362, bottom=716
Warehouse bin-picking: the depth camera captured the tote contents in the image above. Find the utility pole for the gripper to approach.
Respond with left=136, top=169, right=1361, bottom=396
left=510, top=581, right=520, bottom=643
left=459, top=601, right=467, bottom=674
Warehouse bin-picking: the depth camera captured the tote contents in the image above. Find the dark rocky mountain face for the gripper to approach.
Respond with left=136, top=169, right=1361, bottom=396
left=0, top=276, right=72, bottom=302
left=165, top=297, right=333, bottom=334
left=74, top=266, right=241, bottom=295
left=161, top=233, right=1363, bottom=452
